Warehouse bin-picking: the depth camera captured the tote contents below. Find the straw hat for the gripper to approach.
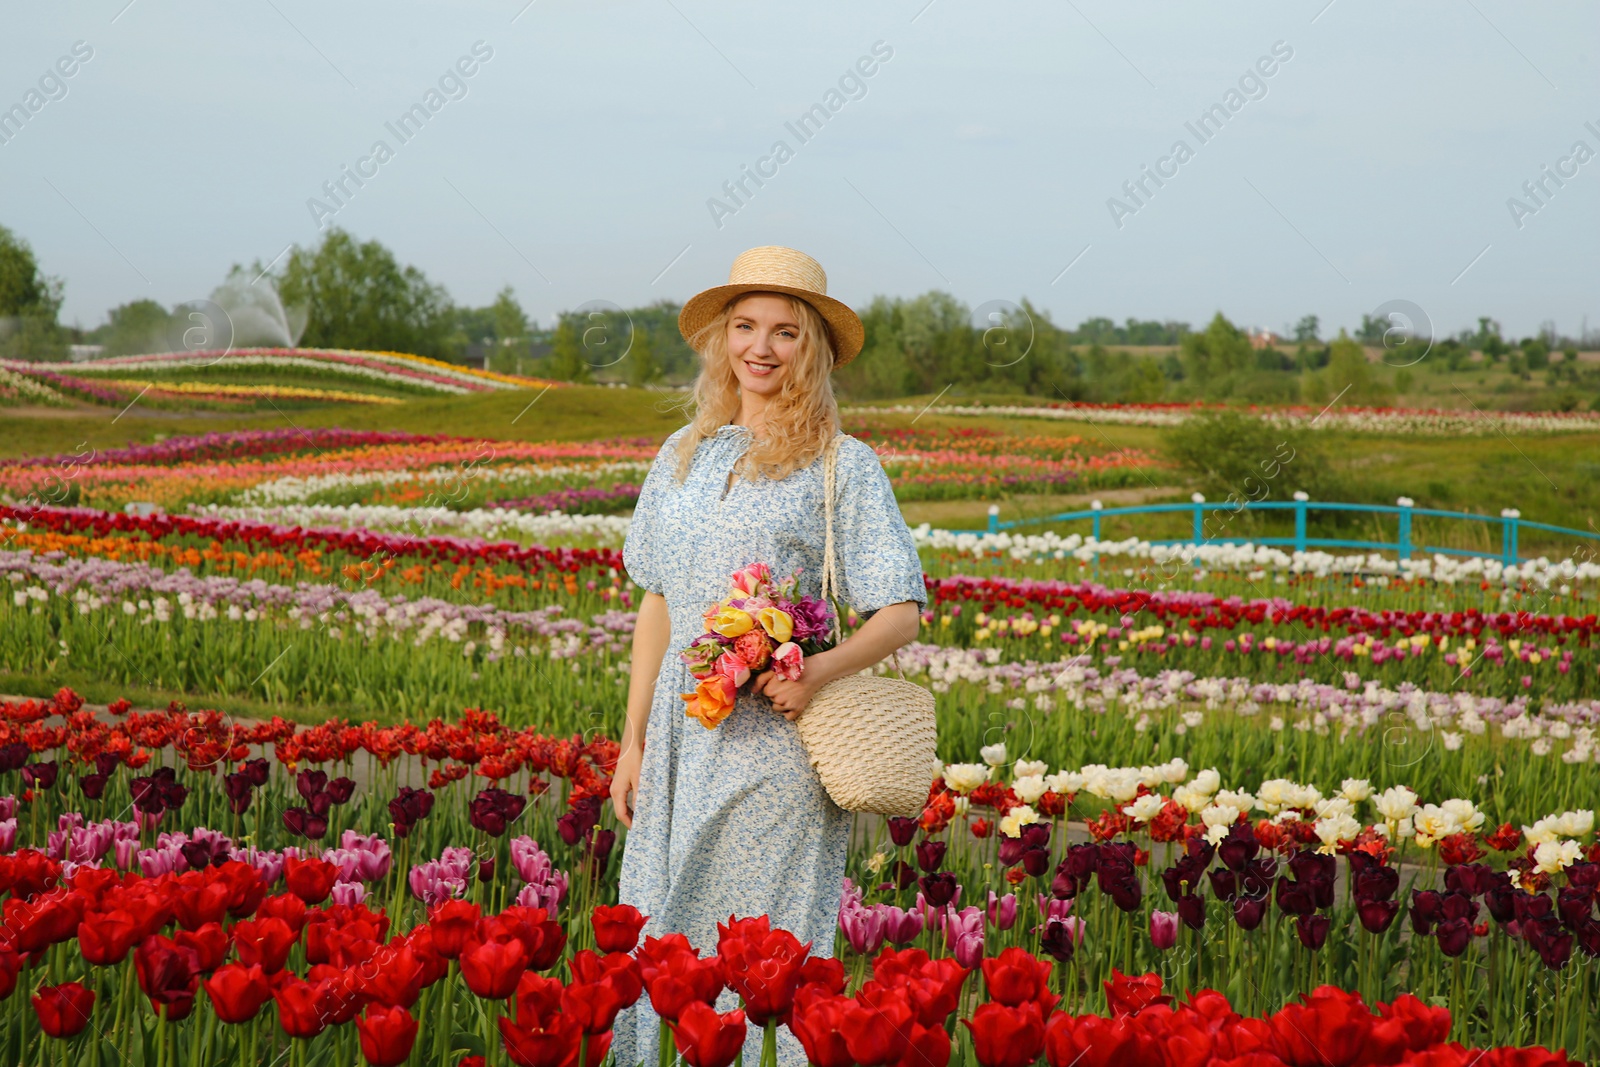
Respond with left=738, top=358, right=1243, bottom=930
left=678, top=246, right=865, bottom=366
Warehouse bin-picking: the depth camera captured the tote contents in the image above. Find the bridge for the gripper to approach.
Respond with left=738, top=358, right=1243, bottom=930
left=951, top=498, right=1600, bottom=566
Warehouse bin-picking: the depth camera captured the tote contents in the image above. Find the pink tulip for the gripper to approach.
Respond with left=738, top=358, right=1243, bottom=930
left=1150, top=910, right=1178, bottom=950
left=882, top=906, right=924, bottom=946
left=840, top=902, right=887, bottom=956
left=986, top=891, right=1018, bottom=931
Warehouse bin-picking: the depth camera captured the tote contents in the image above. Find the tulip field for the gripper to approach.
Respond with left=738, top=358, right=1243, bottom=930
left=0, top=414, right=1596, bottom=1065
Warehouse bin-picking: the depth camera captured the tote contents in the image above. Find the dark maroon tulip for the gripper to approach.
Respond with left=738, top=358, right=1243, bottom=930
left=887, top=817, right=918, bottom=847
left=223, top=773, right=254, bottom=815
left=1051, top=869, right=1082, bottom=901
left=1576, top=918, right=1600, bottom=958
left=478, top=856, right=496, bottom=883
left=1275, top=879, right=1315, bottom=917
left=296, top=770, right=327, bottom=802
left=1444, top=863, right=1492, bottom=897
left=282, top=807, right=328, bottom=840
left=1410, top=890, right=1443, bottom=935
left=1217, top=825, right=1259, bottom=872
left=1568, top=862, right=1600, bottom=892
left=1021, top=849, right=1050, bottom=878
left=1241, top=858, right=1277, bottom=897
left=22, top=762, right=58, bottom=790
left=1040, top=919, right=1076, bottom=962
left=242, top=757, right=271, bottom=787
left=1524, top=917, right=1573, bottom=970
left=917, top=840, right=948, bottom=873
left=307, top=791, right=333, bottom=818
left=1177, top=894, right=1206, bottom=931
left=1358, top=899, right=1399, bottom=934
left=1558, top=888, right=1595, bottom=930
left=1208, top=869, right=1238, bottom=902
left=95, top=753, right=122, bottom=777
left=79, top=772, right=108, bottom=800
left=1435, top=918, right=1472, bottom=957
left=891, top=860, right=917, bottom=890
left=1105, top=874, right=1142, bottom=913
left=589, top=828, right=615, bottom=860
left=326, top=777, right=356, bottom=805
left=1485, top=885, right=1515, bottom=924
left=1233, top=894, right=1268, bottom=931
left=1063, top=844, right=1099, bottom=879
left=1294, top=914, right=1330, bottom=950
left=1441, top=892, right=1478, bottom=925
left=1355, top=865, right=1399, bottom=902
left=920, top=873, right=958, bottom=908
left=0, top=742, right=29, bottom=773
left=1513, top=892, right=1553, bottom=925
left=388, top=787, right=435, bottom=838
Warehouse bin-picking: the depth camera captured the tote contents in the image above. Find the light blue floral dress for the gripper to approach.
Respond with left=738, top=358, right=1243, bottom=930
left=613, top=422, right=928, bottom=1067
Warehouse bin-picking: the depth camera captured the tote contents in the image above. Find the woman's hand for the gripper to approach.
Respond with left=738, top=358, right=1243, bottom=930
left=751, top=668, right=829, bottom=722
left=610, top=743, right=643, bottom=828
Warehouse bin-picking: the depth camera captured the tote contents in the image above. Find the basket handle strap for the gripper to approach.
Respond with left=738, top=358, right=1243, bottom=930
left=822, top=432, right=908, bottom=682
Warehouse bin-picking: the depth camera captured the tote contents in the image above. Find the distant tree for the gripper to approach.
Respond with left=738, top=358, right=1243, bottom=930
left=490, top=286, right=527, bottom=346
left=1294, top=315, right=1320, bottom=343
left=0, top=224, right=66, bottom=359
left=1323, top=330, right=1393, bottom=405
left=1179, top=312, right=1253, bottom=387
left=99, top=299, right=174, bottom=356
left=544, top=318, right=592, bottom=383
left=276, top=228, right=460, bottom=360
left=1520, top=336, right=1549, bottom=370
left=627, top=327, right=663, bottom=387
left=1474, top=317, right=1508, bottom=362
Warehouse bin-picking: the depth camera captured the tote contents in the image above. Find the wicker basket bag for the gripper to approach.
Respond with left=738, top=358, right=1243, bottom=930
left=793, top=433, right=939, bottom=818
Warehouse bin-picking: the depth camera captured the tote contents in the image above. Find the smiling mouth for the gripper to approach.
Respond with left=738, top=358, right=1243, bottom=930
left=744, top=359, right=779, bottom=374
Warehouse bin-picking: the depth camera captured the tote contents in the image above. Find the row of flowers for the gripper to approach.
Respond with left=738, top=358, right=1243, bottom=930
left=849, top=401, right=1600, bottom=436
left=64, top=347, right=560, bottom=393
left=93, top=378, right=404, bottom=405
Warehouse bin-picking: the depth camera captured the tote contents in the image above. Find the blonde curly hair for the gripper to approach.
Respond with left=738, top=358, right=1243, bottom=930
left=669, top=292, right=841, bottom=485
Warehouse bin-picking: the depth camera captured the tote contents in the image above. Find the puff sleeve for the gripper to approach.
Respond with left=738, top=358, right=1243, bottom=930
left=621, top=430, right=684, bottom=596
left=827, top=436, right=928, bottom=617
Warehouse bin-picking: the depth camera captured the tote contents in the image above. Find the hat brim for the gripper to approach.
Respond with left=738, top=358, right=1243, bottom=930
left=678, top=284, right=865, bottom=366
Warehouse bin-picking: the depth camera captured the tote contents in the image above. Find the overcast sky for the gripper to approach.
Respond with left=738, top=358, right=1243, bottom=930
left=5, top=1, right=1597, bottom=342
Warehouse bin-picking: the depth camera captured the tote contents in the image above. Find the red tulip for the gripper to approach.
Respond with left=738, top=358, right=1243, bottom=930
left=175, top=921, right=229, bottom=973
left=460, top=937, right=530, bottom=1001
left=1270, top=987, right=1373, bottom=1067
left=0, top=949, right=19, bottom=1002
left=963, top=1001, right=1048, bottom=1067
left=283, top=856, right=340, bottom=905
left=646, top=950, right=725, bottom=1022
left=980, top=947, right=1060, bottom=1016
left=789, top=989, right=854, bottom=1067
left=134, top=934, right=201, bottom=1019
left=899, top=1020, right=953, bottom=1067
left=203, top=963, right=272, bottom=1024
left=233, top=916, right=298, bottom=974
left=32, top=982, right=95, bottom=1038
left=79, top=908, right=141, bottom=966
left=841, top=984, right=915, bottom=1066
left=358, top=941, right=427, bottom=1010
left=171, top=878, right=231, bottom=930
left=257, top=893, right=309, bottom=935
left=797, top=955, right=846, bottom=996
left=671, top=1002, right=747, bottom=1067
left=498, top=1009, right=611, bottom=1067
left=275, top=977, right=335, bottom=1039
left=356, top=1004, right=419, bottom=1067
left=428, top=899, right=482, bottom=960
left=1103, top=969, right=1171, bottom=1018
left=591, top=904, right=647, bottom=953
left=719, top=925, right=808, bottom=1025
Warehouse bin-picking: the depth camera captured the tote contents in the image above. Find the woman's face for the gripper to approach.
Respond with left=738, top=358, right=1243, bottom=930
left=726, top=293, right=801, bottom=399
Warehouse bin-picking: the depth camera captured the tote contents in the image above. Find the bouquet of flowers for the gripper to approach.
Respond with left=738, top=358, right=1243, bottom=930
left=679, top=561, right=837, bottom=728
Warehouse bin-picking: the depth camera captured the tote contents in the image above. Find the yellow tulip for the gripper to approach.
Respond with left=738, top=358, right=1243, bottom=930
left=709, top=606, right=755, bottom=638
left=755, top=605, right=794, bottom=642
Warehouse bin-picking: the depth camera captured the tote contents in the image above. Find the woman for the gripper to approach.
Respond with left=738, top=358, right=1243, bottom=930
left=610, top=246, right=928, bottom=1065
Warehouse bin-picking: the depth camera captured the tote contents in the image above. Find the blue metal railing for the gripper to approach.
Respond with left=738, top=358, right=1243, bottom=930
left=949, top=499, right=1600, bottom=566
